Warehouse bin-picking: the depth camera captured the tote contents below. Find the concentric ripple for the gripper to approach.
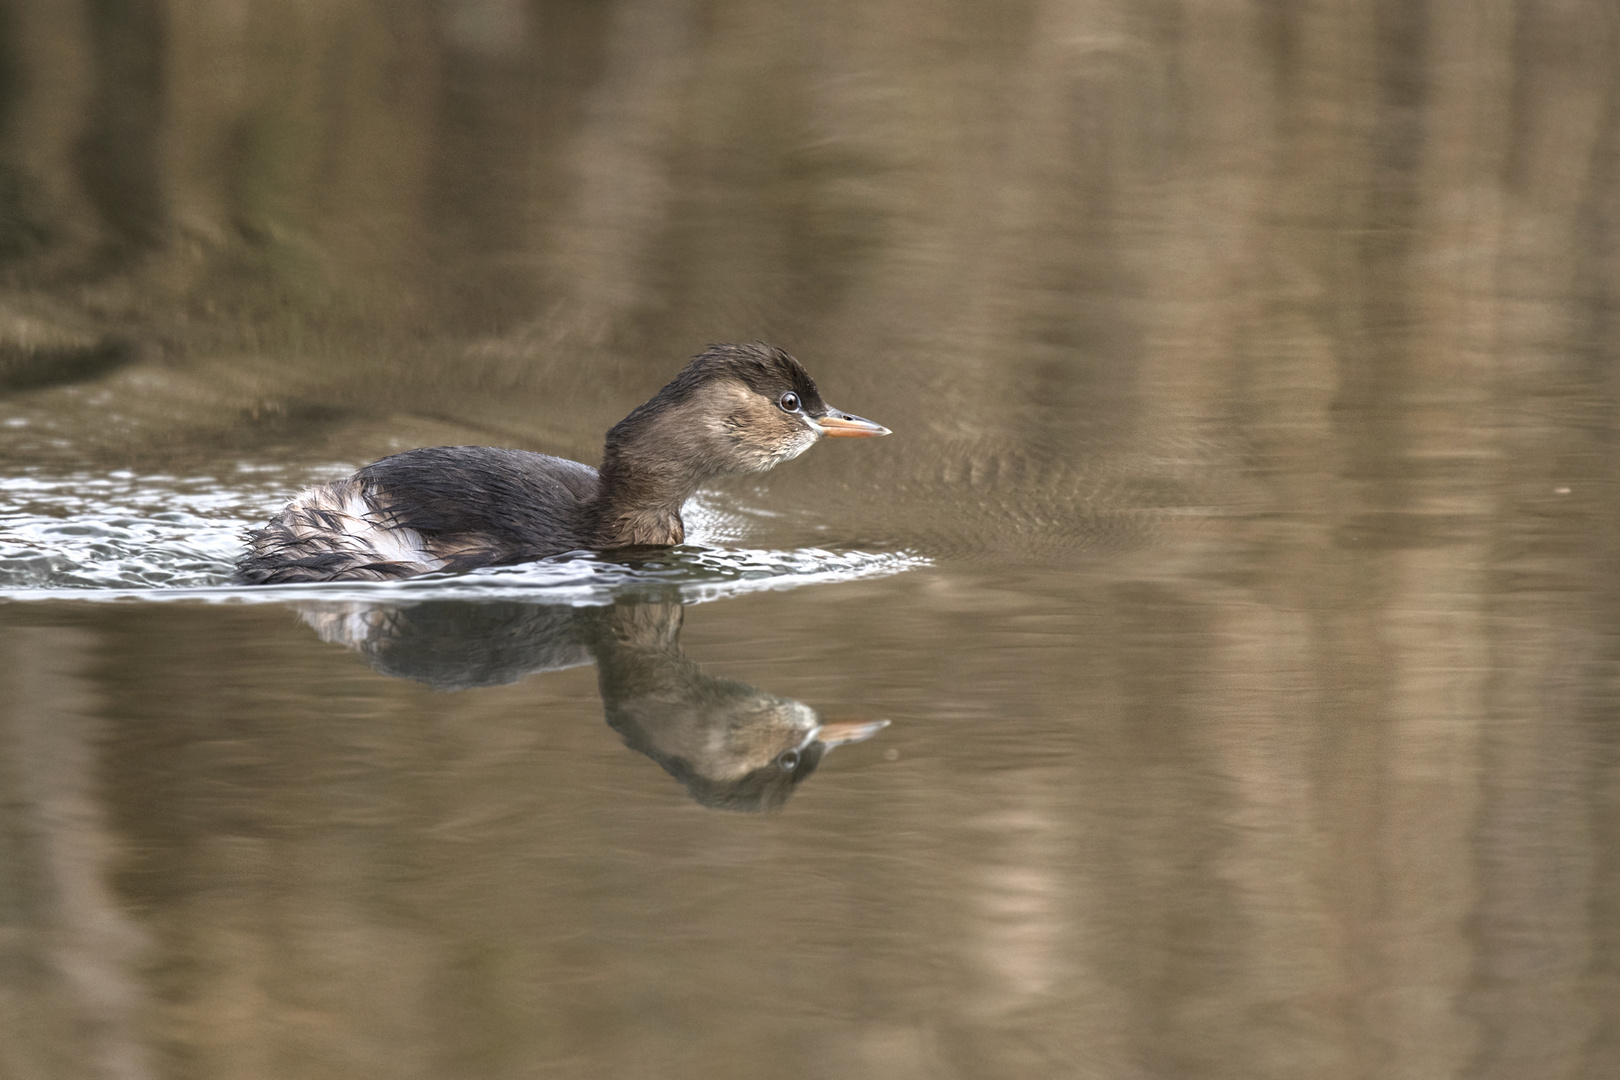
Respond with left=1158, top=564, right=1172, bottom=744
left=0, top=467, right=924, bottom=603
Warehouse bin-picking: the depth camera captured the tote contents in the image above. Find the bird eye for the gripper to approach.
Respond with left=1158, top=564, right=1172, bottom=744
left=778, top=392, right=800, bottom=413
left=777, top=749, right=800, bottom=771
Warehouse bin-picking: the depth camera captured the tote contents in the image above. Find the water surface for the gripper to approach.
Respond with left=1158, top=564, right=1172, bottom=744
left=4, top=2, right=1620, bottom=1078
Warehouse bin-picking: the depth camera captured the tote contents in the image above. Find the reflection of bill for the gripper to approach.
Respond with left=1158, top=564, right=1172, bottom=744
left=299, top=599, right=887, bottom=811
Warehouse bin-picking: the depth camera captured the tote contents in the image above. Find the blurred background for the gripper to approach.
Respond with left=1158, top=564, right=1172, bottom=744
left=4, top=1, right=1620, bottom=1078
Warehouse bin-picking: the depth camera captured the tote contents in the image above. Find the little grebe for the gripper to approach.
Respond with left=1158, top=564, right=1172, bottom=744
left=236, top=343, right=889, bottom=584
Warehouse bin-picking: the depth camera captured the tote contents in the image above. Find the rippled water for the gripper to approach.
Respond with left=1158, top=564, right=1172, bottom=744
left=0, top=466, right=924, bottom=600
left=0, top=468, right=292, bottom=589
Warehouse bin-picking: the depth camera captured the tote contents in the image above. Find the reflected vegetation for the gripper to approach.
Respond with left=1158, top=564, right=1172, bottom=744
left=303, top=596, right=887, bottom=810
left=3, top=0, right=1620, bottom=1078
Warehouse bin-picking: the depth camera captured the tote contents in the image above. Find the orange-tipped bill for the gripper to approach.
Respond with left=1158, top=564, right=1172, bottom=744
left=815, top=411, right=891, bottom=438
left=812, top=718, right=891, bottom=747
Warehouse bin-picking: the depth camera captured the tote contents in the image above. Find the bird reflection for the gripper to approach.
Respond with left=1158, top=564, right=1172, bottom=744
left=297, top=598, right=887, bottom=811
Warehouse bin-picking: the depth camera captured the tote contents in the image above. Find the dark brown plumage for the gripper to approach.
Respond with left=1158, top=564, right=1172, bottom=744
left=236, top=343, right=889, bottom=584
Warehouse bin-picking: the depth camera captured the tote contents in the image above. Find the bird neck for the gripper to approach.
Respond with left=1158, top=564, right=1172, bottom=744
left=588, top=441, right=704, bottom=548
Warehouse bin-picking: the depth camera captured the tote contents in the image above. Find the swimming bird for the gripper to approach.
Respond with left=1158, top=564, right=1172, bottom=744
left=236, top=342, right=889, bottom=583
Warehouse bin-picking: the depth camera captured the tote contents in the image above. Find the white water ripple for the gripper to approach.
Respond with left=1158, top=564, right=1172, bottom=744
left=0, top=469, right=923, bottom=602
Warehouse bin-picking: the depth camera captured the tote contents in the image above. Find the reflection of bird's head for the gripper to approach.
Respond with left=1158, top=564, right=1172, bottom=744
left=652, top=693, right=828, bottom=812
left=297, top=596, right=889, bottom=813
left=614, top=689, right=888, bottom=813
left=588, top=601, right=888, bottom=812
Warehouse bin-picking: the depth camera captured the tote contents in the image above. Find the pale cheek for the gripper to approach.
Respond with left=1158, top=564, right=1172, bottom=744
left=738, top=450, right=781, bottom=473
left=714, top=406, right=819, bottom=472
left=769, top=428, right=819, bottom=466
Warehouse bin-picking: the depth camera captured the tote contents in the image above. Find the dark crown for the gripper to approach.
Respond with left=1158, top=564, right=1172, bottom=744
left=662, top=342, right=825, bottom=411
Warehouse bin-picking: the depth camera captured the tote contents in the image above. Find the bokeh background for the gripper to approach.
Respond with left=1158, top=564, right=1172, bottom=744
left=4, top=1, right=1620, bottom=1078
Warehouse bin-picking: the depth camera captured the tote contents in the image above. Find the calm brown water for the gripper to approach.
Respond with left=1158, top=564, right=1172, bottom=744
left=4, top=2, right=1620, bottom=1078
